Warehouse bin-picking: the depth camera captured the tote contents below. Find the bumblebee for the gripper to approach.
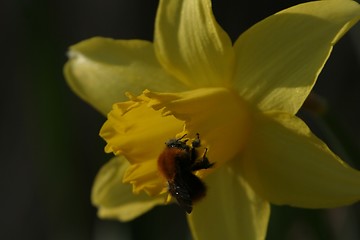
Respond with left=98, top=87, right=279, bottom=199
left=158, top=133, right=214, bottom=213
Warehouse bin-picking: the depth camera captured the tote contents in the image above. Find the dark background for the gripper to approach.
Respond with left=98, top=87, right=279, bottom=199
left=1, top=0, right=360, bottom=239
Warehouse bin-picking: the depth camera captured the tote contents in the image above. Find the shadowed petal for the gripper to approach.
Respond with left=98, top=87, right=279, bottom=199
left=92, top=156, right=165, bottom=222
left=188, top=163, right=270, bottom=240
left=240, top=112, right=360, bottom=208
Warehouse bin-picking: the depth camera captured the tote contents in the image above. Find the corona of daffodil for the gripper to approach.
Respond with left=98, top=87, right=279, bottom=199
left=64, top=0, right=360, bottom=239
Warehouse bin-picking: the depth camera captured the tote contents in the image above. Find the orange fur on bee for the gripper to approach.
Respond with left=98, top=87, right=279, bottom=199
left=158, top=147, right=184, bottom=180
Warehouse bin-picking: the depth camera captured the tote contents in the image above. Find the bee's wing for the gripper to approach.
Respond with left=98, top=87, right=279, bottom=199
left=168, top=174, right=193, bottom=213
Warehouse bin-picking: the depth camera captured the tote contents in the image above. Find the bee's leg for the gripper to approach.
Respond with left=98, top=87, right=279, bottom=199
left=177, top=134, right=188, bottom=141
left=190, top=133, right=201, bottom=165
left=191, top=148, right=215, bottom=171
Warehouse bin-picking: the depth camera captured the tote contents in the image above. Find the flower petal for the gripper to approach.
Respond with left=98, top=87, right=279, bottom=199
left=64, top=37, right=187, bottom=115
left=123, top=160, right=164, bottom=196
left=100, top=96, right=184, bottom=195
left=144, top=88, right=252, bottom=171
left=240, top=112, right=360, bottom=208
left=154, top=0, right=234, bottom=88
left=91, top=156, right=165, bottom=222
left=188, top=163, right=270, bottom=240
left=233, top=0, right=360, bottom=114
left=100, top=96, right=183, bottom=163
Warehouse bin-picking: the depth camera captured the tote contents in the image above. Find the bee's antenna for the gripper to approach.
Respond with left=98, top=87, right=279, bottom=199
left=177, top=134, right=187, bottom=141
left=203, top=148, right=208, bottom=158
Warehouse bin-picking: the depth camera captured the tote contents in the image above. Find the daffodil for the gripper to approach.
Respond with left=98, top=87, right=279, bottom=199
left=64, top=0, right=360, bottom=239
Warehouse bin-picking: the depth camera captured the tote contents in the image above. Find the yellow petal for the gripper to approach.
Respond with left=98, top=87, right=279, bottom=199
left=123, top=160, right=164, bottom=196
left=154, top=0, right=234, bottom=88
left=100, top=95, right=183, bottom=163
left=64, top=37, right=187, bottom=115
left=188, top=163, right=270, bottom=240
left=240, top=112, right=360, bottom=208
left=100, top=95, right=184, bottom=195
left=91, top=156, right=165, bottom=222
left=233, top=0, right=360, bottom=114
left=144, top=87, right=252, bottom=171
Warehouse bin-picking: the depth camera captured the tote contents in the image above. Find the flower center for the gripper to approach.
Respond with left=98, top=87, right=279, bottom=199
left=100, top=87, right=252, bottom=196
left=145, top=87, right=252, bottom=172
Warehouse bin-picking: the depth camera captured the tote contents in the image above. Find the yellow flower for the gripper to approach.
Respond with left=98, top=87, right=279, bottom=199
left=64, top=0, right=360, bottom=239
